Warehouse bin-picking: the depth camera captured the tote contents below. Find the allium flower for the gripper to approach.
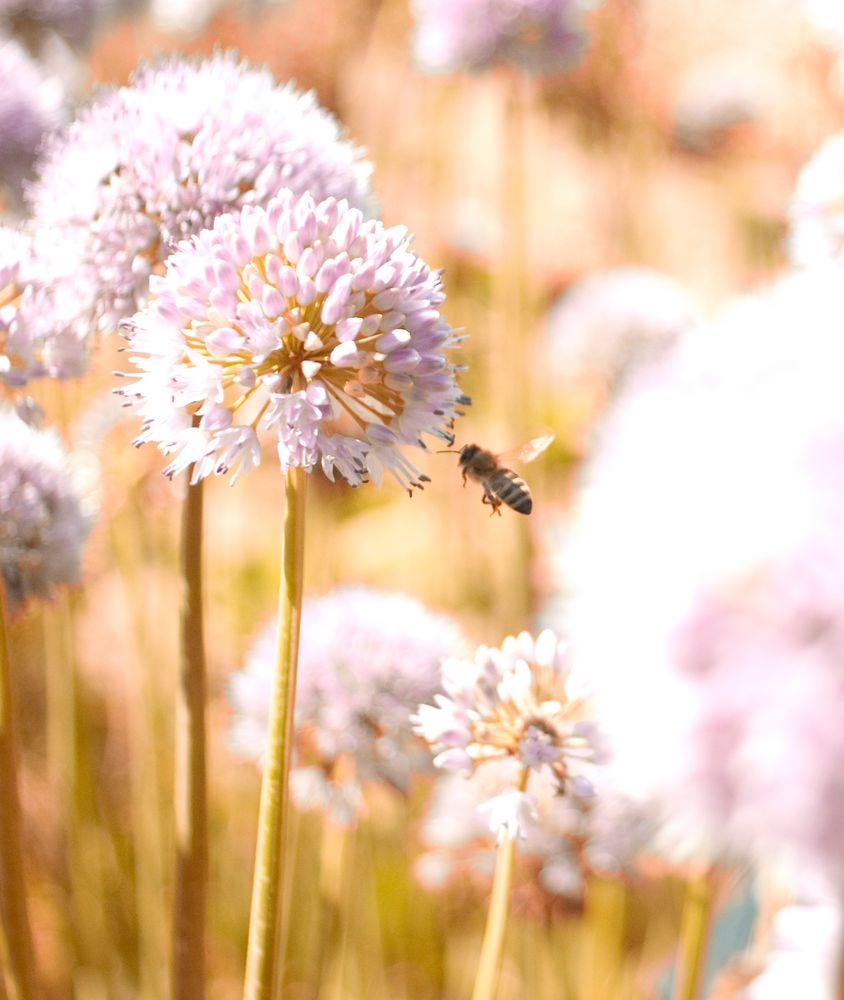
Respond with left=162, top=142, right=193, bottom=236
left=0, top=36, right=63, bottom=197
left=228, top=586, right=463, bottom=824
left=29, top=52, right=373, bottom=332
left=413, top=630, right=600, bottom=803
left=411, top=0, right=597, bottom=74
left=119, top=190, right=464, bottom=488
left=0, top=224, right=92, bottom=387
left=789, top=131, right=844, bottom=268
left=0, top=408, right=93, bottom=610
left=566, top=269, right=844, bottom=876
left=544, top=267, right=701, bottom=393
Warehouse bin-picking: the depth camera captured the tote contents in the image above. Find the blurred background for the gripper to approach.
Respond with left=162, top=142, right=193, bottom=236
left=3, top=0, right=844, bottom=996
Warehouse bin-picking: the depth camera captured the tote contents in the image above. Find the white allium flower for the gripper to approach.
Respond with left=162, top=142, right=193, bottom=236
left=544, top=266, right=701, bottom=393
left=28, top=52, right=374, bottom=333
left=566, top=269, right=844, bottom=876
left=119, top=190, right=465, bottom=489
left=228, top=586, right=464, bottom=824
left=414, top=629, right=600, bottom=797
left=0, top=408, right=93, bottom=609
left=789, top=131, right=844, bottom=268
left=0, top=224, right=92, bottom=387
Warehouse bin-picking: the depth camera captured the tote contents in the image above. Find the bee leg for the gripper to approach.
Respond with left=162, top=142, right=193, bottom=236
left=482, top=491, right=502, bottom=517
left=461, top=470, right=468, bottom=488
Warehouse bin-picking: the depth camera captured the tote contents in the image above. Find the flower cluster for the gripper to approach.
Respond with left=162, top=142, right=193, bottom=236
left=413, top=630, right=600, bottom=838
left=29, top=52, right=373, bottom=332
left=545, top=266, right=700, bottom=393
left=0, top=408, right=93, bottom=610
left=0, top=36, right=64, bottom=198
left=411, top=0, right=597, bottom=74
left=229, top=587, right=463, bottom=824
left=0, top=224, right=92, bottom=387
left=119, top=189, right=465, bottom=488
left=566, top=270, right=844, bottom=876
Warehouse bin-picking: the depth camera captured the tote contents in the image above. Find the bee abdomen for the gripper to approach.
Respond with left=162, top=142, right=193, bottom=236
left=488, top=469, right=533, bottom=514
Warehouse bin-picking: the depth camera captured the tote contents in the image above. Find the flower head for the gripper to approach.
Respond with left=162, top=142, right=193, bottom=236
left=566, top=270, right=844, bottom=875
left=0, top=408, right=93, bottom=610
left=0, top=36, right=64, bottom=198
left=28, top=52, right=373, bottom=332
left=228, top=586, right=464, bottom=824
left=0, top=224, right=92, bottom=387
left=413, top=629, right=599, bottom=796
left=411, top=0, right=596, bottom=74
left=119, top=190, right=465, bottom=488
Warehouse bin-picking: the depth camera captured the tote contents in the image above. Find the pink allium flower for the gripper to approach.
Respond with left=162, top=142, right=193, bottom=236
left=228, top=586, right=463, bottom=824
left=413, top=630, right=600, bottom=817
left=411, top=0, right=597, bottom=74
left=29, top=52, right=373, bottom=332
left=566, top=270, right=844, bottom=876
left=789, top=132, right=844, bottom=268
left=0, top=408, right=93, bottom=610
left=0, top=36, right=63, bottom=197
left=545, top=266, right=701, bottom=392
left=0, top=224, right=91, bottom=387
left=118, top=190, right=465, bottom=488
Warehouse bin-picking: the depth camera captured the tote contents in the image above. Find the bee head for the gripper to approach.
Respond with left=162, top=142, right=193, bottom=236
left=458, top=444, right=480, bottom=467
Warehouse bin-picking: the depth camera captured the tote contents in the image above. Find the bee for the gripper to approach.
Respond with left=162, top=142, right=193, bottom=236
left=454, top=435, right=554, bottom=516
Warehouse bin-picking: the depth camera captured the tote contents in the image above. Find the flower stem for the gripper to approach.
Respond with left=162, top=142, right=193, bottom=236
left=243, top=466, right=308, bottom=1000
left=672, top=868, right=716, bottom=1000
left=471, top=768, right=529, bottom=1000
left=0, top=583, right=38, bottom=1000
left=173, top=478, right=208, bottom=1000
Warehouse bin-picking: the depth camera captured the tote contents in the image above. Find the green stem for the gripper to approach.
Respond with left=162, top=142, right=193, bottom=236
left=672, top=868, right=716, bottom=1000
left=471, top=768, right=529, bottom=1000
left=243, top=466, right=308, bottom=1000
left=173, top=478, right=208, bottom=1000
left=0, top=583, right=38, bottom=1000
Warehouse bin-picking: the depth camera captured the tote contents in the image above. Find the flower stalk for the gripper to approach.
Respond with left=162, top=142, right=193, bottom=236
left=243, top=466, right=308, bottom=1000
left=0, top=581, right=38, bottom=1000
left=173, top=477, right=208, bottom=1000
left=471, top=767, right=530, bottom=1000
left=672, top=867, right=716, bottom=1000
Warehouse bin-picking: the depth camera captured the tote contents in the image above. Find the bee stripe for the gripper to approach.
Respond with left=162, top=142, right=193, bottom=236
left=495, top=473, right=532, bottom=513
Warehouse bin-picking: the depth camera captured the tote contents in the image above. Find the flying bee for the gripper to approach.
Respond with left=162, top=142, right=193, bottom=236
left=449, top=434, right=554, bottom=516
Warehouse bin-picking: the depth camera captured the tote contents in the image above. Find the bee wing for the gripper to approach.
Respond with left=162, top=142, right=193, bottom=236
left=516, top=434, right=555, bottom=465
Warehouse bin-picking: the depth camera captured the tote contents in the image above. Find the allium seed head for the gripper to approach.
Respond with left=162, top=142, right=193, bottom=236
left=118, top=190, right=464, bottom=488
left=0, top=408, right=93, bottom=610
left=28, top=52, right=374, bottom=332
left=228, top=587, right=464, bottom=824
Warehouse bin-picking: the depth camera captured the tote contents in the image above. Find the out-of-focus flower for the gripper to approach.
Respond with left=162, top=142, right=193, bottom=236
left=0, top=408, right=93, bottom=610
left=0, top=36, right=63, bottom=197
left=0, top=224, right=93, bottom=387
left=0, top=0, right=102, bottom=49
left=149, top=0, right=222, bottom=33
left=545, top=266, right=701, bottom=394
left=29, top=52, right=374, bottom=333
left=800, top=0, right=844, bottom=52
left=789, top=131, right=844, bottom=268
left=566, top=269, right=844, bottom=876
left=0, top=226, right=88, bottom=390
left=413, top=629, right=600, bottom=823
left=118, top=190, right=465, bottom=488
left=672, top=56, right=769, bottom=154
left=228, top=586, right=463, bottom=824
left=411, top=0, right=598, bottom=75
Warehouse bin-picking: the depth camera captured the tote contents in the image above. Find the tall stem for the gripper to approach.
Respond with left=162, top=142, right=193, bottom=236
left=173, top=479, right=208, bottom=1000
left=672, top=868, right=716, bottom=1000
left=243, top=467, right=308, bottom=1000
left=471, top=768, right=529, bottom=1000
left=0, top=583, right=38, bottom=1000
